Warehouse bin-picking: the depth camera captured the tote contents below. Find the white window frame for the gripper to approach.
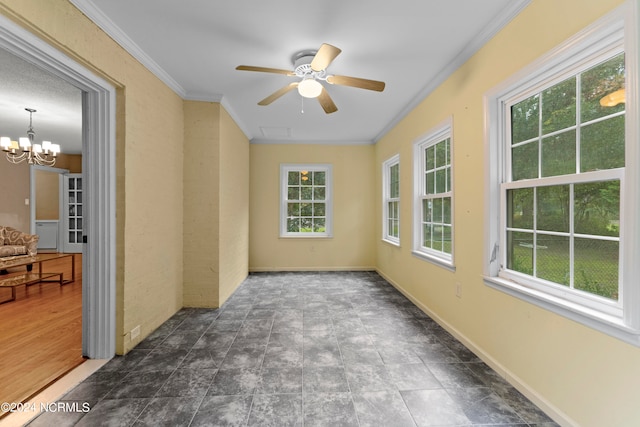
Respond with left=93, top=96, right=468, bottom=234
left=483, top=1, right=640, bottom=346
left=413, top=118, right=455, bottom=269
left=280, top=163, right=333, bottom=238
left=382, top=154, right=400, bottom=246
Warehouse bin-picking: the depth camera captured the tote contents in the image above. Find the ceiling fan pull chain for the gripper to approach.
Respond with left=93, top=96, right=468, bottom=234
left=301, top=96, right=304, bottom=114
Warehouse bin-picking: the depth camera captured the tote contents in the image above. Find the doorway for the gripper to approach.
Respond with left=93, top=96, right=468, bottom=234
left=0, top=15, right=116, bottom=358
left=30, top=167, right=84, bottom=254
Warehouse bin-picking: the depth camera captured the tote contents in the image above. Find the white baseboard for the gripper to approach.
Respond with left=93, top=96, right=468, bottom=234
left=249, top=266, right=376, bottom=273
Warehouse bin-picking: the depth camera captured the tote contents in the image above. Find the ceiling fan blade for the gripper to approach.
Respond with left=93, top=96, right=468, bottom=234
left=317, top=88, right=338, bottom=114
left=326, top=74, right=385, bottom=92
left=258, top=82, right=299, bottom=106
left=310, top=43, right=342, bottom=72
left=236, top=65, right=295, bottom=76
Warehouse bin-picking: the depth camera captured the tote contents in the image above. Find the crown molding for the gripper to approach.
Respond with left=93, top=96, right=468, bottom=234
left=250, top=138, right=374, bottom=145
left=374, top=0, right=532, bottom=142
left=69, top=0, right=187, bottom=98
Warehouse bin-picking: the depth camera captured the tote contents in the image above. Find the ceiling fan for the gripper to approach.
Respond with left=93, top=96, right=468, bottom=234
left=236, top=43, right=385, bottom=114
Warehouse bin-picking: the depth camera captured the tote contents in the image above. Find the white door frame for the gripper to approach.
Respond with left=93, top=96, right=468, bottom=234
left=0, top=15, right=116, bottom=358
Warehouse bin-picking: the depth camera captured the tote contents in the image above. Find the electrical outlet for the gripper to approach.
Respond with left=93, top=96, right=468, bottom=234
left=131, top=325, right=141, bottom=339
left=455, top=282, right=462, bottom=298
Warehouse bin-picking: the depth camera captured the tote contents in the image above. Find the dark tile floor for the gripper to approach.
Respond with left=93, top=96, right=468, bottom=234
left=28, top=271, right=559, bottom=426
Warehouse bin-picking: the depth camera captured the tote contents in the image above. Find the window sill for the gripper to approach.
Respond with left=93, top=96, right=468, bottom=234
left=412, top=250, right=456, bottom=272
left=279, top=234, right=333, bottom=239
left=484, top=275, right=640, bottom=347
left=382, top=238, right=400, bottom=248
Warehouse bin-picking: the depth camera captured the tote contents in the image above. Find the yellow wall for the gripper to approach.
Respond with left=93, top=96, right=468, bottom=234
left=183, top=101, right=249, bottom=307
left=34, top=169, right=59, bottom=220
left=250, top=143, right=376, bottom=271
left=0, top=0, right=186, bottom=354
left=0, top=160, right=30, bottom=232
left=219, top=107, right=250, bottom=304
left=375, top=0, right=639, bottom=426
left=183, top=101, right=221, bottom=307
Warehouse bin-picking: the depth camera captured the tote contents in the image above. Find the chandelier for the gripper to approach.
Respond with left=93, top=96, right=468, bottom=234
left=1, top=108, right=61, bottom=166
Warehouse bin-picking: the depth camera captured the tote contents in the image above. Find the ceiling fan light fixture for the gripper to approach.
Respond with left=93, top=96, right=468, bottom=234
left=298, top=78, right=323, bottom=98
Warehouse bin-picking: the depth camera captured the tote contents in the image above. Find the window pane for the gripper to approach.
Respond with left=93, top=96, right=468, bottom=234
left=287, top=218, right=300, bottom=232
left=442, top=225, right=452, bottom=254
left=390, top=164, right=399, bottom=198
left=511, top=95, right=539, bottom=144
left=423, top=223, right=432, bottom=249
left=541, top=130, right=576, bottom=177
left=288, top=171, right=299, bottom=185
left=574, top=238, right=618, bottom=300
left=301, top=218, right=312, bottom=231
left=390, top=183, right=399, bottom=198
left=314, top=203, right=325, bottom=216
left=425, top=172, right=435, bottom=195
left=423, top=199, right=432, bottom=222
left=313, top=218, right=326, bottom=232
left=507, top=188, right=533, bottom=229
left=433, top=198, right=443, bottom=223
left=388, top=201, right=398, bottom=219
left=536, top=234, right=570, bottom=286
left=300, top=203, right=312, bottom=216
left=390, top=219, right=399, bottom=238
left=287, top=203, right=300, bottom=216
left=541, top=77, right=576, bottom=134
left=288, top=187, right=300, bottom=200
left=435, top=169, right=446, bottom=194
left=435, top=140, right=448, bottom=168
left=314, top=187, right=325, bottom=200
left=432, top=226, right=443, bottom=251
left=443, top=197, right=451, bottom=224
left=512, top=141, right=538, bottom=181
left=580, top=115, right=625, bottom=172
left=536, top=185, right=569, bottom=233
left=301, top=171, right=311, bottom=185
left=301, top=186, right=312, bottom=200
left=507, top=231, right=533, bottom=275
left=446, top=167, right=451, bottom=193
left=574, top=181, right=620, bottom=237
left=581, top=53, right=625, bottom=123
left=426, top=146, right=435, bottom=170
left=314, top=171, right=325, bottom=185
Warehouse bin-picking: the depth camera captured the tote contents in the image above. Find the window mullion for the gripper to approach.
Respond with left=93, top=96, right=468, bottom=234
left=576, top=75, right=582, bottom=175
left=537, top=95, right=543, bottom=180
left=569, top=183, right=575, bottom=290
left=532, top=187, right=538, bottom=277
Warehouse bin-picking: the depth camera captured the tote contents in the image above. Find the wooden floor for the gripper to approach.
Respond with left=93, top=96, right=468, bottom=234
left=0, top=254, right=84, bottom=417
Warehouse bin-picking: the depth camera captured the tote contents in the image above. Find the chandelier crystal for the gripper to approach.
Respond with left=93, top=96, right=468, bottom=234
left=1, top=108, right=61, bottom=166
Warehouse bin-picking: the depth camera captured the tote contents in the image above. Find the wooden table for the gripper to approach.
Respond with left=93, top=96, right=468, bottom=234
left=0, top=253, right=75, bottom=303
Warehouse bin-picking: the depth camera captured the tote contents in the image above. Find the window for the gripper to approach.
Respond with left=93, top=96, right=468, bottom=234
left=485, top=3, right=640, bottom=346
left=280, top=164, right=332, bottom=238
left=413, top=119, right=454, bottom=267
left=382, top=154, right=400, bottom=245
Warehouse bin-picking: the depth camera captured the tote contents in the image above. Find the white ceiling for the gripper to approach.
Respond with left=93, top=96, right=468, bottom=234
left=0, top=48, right=83, bottom=154
left=1, top=0, right=530, bottom=153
